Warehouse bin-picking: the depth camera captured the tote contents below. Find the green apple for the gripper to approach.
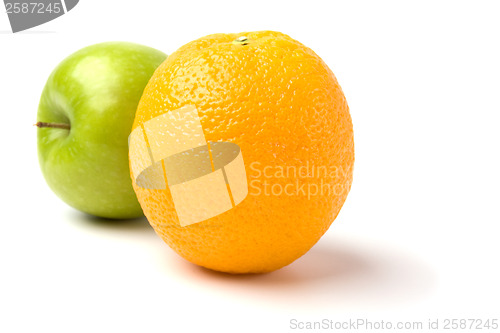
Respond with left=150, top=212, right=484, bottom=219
left=37, top=42, right=167, bottom=219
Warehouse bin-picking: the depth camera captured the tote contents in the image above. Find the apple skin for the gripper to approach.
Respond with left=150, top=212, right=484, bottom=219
left=37, top=42, right=167, bottom=219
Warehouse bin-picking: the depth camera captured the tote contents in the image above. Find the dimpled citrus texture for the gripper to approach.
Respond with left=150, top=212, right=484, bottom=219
left=131, top=31, right=354, bottom=273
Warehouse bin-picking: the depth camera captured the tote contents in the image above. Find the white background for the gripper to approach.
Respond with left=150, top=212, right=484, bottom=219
left=1, top=1, right=499, bottom=332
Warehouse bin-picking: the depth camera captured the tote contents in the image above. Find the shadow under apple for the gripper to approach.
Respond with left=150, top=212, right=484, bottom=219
left=69, top=210, right=153, bottom=232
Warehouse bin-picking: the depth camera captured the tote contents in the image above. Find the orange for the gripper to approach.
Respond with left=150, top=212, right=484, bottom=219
left=130, top=31, right=354, bottom=273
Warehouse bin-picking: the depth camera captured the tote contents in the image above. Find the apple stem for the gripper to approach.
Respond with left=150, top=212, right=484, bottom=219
left=35, top=122, right=70, bottom=130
